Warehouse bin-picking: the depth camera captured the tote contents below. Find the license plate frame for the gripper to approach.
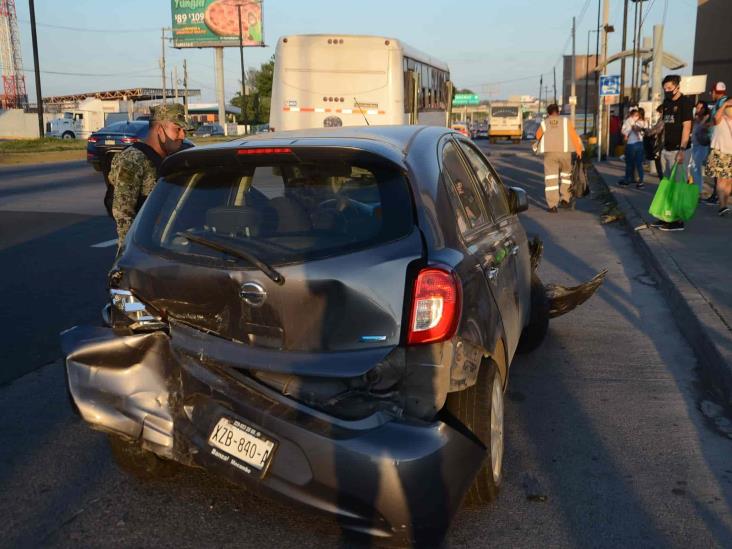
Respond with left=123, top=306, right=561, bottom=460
left=207, top=416, right=277, bottom=477
left=104, top=139, right=115, bottom=145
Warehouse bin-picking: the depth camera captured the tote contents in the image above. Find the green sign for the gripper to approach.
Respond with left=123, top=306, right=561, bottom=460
left=171, top=0, right=264, bottom=49
left=452, top=93, right=480, bottom=106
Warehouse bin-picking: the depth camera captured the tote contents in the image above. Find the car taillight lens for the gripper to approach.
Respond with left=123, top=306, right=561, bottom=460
left=121, top=137, right=138, bottom=143
left=407, top=268, right=461, bottom=345
left=87, top=137, right=97, bottom=143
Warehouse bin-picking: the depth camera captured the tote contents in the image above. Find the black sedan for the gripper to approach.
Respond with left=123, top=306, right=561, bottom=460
left=62, top=125, right=552, bottom=545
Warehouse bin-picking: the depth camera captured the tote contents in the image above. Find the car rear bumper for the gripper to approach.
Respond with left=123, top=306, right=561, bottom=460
left=61, top=324, right=486, bottom=543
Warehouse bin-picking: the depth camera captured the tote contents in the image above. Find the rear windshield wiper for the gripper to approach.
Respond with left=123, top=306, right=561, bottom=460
left=178, top=231, right=285, bottom=285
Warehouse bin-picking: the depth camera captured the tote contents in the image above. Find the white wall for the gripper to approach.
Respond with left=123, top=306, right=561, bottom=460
left=0, top=109, right=55, bottom=139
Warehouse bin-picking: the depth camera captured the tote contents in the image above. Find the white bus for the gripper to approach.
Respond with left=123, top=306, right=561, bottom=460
left=269, top=34, right=451, bottom=131
left=488, top=101, right=523, bottom=144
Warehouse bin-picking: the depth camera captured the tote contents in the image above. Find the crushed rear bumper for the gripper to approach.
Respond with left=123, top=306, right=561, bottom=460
left=61, top=324, right=486, bottom=543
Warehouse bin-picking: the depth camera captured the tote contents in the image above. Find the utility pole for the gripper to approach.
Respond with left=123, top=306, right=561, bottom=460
left=183, top=59, right=189, bottom=117
left=634, top=0, right=645, bottom=104
left=651, top=25, right=663, bottom=105
left=173, top=68, right=178, bottom=101
left=598, top=0, right=610, bottom=161
left=619, top=0, right=629, bottom=120
left=238, top=6, right=247, bottom=127
left=215, top=47, right=227, bottom=135
left=553, top=66, right=557, bottom=105
left=161, top=28, right=167, bottom=103
left=538, top=75, right=543, bottom=115
left=28, top=0, right=43, bottom=137
left=594, top=0, right=601, bottom=135
left=571, top=16, right=576, bottom=127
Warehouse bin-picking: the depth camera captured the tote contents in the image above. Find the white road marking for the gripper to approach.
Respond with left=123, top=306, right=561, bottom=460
left=90, top=238, right=118, bottom=248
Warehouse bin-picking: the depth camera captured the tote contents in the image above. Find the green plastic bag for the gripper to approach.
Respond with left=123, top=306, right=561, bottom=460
left=672, top=170, right=699, bottom=221
left=649, top=164, right=698, bottom=222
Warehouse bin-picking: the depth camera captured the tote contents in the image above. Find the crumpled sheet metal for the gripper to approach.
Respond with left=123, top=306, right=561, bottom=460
left=528, top=235, right=607, bottom=318
left=62, top=326, right=177, bottom=457
left=546, top=269, right=608, bottom=318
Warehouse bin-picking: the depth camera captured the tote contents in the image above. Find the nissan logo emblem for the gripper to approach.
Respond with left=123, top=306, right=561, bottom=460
left=240, top=282, right=267, bottom=307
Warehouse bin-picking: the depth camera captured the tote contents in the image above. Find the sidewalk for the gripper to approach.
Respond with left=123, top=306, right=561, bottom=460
left=594, top=159, right=732, bottom=407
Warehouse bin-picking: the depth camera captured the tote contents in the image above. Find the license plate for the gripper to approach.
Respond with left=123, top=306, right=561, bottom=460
left=104, top=140, right=115, bottom=145
left=208, top=417, right=276, bottom=474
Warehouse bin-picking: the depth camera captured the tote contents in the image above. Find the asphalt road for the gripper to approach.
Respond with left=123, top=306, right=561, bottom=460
left=0, top=145, right=731, bottom=548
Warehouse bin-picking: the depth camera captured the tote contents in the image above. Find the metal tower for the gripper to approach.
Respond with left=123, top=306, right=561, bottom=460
left=0, top=0, right=27, bottom=109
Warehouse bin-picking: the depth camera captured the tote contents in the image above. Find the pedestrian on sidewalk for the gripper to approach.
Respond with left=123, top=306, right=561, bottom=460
left=644, top=105, right=665, bottom=179
left=620, top=107, right=647, bottom=188
left=651, top=75, right=694, bottom=231
left=690, top=101, right=711, bottom=197
left=705, top=83, right=732, bottom=217
left=535, top=103, right=583, bottom=213
left=704, top=82, right=729, bottom=207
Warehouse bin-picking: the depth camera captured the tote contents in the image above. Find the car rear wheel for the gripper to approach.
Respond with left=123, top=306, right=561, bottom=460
left=445, top=358, right=503, bottom=504
left=516, top=272, right=550, bottom=354
left=107, top=435, right=180, bottom=480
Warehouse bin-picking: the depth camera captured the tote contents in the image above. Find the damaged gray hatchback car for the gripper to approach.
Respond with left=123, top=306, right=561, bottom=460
left=62, top=125, right=563, bottom=544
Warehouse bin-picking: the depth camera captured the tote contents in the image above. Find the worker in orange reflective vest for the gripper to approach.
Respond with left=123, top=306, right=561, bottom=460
left=535, top=104, right=584, bottom=212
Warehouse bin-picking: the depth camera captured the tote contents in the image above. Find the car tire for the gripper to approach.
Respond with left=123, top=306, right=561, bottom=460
left=61, top=131, right=75, bottom=140
left=445, top=358, right=504, bottom=505
left=103, top=183, right=114, bottom=218
left=107, top=435, right=180, bottom=480
left=516, top=272, right=550, bottom=354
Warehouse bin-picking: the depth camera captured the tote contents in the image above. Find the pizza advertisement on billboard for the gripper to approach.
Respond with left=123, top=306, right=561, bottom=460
left=171, top=0, right=264, bottom=48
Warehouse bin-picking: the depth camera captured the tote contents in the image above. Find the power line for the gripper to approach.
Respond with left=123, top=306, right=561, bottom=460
left=17, top=19, right=159, bottom=33
left=21, top=67, right=159, bottom=77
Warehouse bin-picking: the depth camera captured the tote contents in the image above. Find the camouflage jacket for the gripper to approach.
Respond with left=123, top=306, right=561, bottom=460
left=109, top=144, right=161, bottom=245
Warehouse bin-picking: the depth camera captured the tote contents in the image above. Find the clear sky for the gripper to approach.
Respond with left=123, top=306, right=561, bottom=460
left=13, top=0, right=699, bottom=104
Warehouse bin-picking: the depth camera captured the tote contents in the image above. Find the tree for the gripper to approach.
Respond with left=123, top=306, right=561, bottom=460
left=231, top=56, right=275, bottom=126
left=456, top=88, right=476, bottom=95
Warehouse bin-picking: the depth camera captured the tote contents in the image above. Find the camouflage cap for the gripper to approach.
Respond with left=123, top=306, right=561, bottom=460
left=150, top=103, right=193, bottom=130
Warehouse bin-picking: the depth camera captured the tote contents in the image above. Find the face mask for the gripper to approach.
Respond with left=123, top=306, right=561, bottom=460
left=664, top=90, right=675, bottom=100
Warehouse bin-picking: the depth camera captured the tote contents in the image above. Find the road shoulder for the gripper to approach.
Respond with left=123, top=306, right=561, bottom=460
left=593, top=160, right=732, bottom=409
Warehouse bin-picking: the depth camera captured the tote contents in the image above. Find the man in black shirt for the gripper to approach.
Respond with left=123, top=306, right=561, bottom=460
left=651, top=74, right=694, bottom=232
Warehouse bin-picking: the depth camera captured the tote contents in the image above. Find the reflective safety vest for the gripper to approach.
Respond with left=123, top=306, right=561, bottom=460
left=538, top=116, right=572, bottom=153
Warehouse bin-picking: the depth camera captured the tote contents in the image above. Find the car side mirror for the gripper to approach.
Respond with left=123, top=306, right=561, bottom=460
left=507, top=187, right=529, bottom=213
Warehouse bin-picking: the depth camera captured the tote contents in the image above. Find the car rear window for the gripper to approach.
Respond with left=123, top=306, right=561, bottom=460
left=134, top=152, right=414, bottom=266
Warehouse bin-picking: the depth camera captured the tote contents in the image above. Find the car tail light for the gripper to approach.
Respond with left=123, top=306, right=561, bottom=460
left=87, top=136, right=97, bottom=143
left=237, top=147, right=292, bottom=155
left=121, top=137, right=138, bottom=144
left=407, top=267, right=461, bottom=345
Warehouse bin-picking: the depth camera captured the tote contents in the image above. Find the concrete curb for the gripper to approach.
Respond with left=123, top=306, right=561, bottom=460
left=591, top=164, right=732, bottom=407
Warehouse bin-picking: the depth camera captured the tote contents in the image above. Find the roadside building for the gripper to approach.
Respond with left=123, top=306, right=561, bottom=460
left=693, top=0, right=732, bottom=98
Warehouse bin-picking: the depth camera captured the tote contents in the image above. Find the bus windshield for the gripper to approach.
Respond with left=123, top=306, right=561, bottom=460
left=491, top=107, right=519, bottom=118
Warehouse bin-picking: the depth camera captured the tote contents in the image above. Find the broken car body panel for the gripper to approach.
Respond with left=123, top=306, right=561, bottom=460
left=61, top=125, right=603, bottom=543
left=62, top=323, right=486, bottom=540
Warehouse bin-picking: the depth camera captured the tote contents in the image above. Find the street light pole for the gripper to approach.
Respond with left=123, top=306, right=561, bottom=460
left=28, top=0, right=44, bottom=137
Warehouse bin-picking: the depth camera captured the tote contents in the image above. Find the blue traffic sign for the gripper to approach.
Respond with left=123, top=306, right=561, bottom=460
left=599, top=75, right=621, bottom=96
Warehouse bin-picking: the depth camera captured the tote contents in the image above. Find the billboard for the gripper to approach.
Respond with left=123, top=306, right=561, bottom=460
left=171, top=0, right=264, bottom=48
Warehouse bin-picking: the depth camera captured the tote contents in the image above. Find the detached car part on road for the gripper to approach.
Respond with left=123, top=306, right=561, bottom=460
left=62, top=125, right=597, bottom=544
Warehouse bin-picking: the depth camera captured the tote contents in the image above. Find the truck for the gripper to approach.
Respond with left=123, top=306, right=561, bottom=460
left=46, top=109, right=106, bottom=140
left=488, top=101, right=523, bottom=144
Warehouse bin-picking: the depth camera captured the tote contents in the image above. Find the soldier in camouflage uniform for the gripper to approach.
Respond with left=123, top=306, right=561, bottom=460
left=110, top=103, right=192, bottom=247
